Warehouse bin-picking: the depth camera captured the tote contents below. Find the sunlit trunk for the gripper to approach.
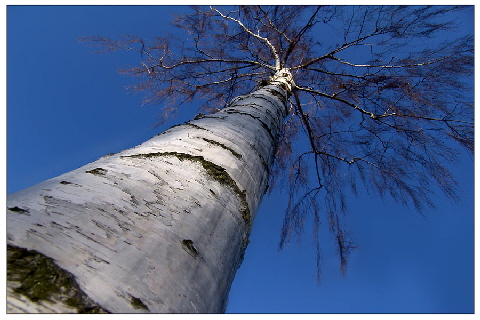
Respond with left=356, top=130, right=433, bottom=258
left=7, top=69, right=293, bottom=313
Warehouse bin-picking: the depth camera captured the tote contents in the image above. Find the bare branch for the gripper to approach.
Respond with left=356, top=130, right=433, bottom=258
left=292, top=29, right=382, bottom=70
left=328, top=52, right=458, bottom=69
left=211, top=6, right=281, bottom=70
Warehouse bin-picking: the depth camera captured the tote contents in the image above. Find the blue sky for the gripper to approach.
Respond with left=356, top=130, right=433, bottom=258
left=6, top=5, right=474, bottom=314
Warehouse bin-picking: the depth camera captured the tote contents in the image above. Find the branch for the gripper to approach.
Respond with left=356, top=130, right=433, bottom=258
left=193, top=71, right=268, bottom=88
left=284, top=6, right=322, bottom=65
left=117, top=39, right=275, bottom=72
left=391, top=113, right=474, bottom=125
left=328, top=52, right=457, bottom=69
left=315, top=150, right=380, bottom=169
left=295, top=84, right=380, bottom=119
left=154, top=57, right=275, bottom=71
left=292, top=91, right=323, bottom=189
left=306, top=67, right=368, bottom=80
left=257, top=6, right=293, bottom=44
left=212, top=6, right=282, bottom=70
left=292, top=29, right=382, bottom=70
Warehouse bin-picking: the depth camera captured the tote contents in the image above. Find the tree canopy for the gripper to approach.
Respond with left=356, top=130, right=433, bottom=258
left=82, top=5, right=474, bottom=280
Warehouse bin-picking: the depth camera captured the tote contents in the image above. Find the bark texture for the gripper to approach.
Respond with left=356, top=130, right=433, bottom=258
left=7, top=70, right=293, bottom=313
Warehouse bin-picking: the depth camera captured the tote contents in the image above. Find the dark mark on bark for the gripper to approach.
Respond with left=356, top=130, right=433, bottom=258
left=130, top=295, right=149, bottom=311
left=8, top=206, right=30, bottom=214
left=85, top=168, right=107, bottom=176
left=181, top=239, right=199, bottom=258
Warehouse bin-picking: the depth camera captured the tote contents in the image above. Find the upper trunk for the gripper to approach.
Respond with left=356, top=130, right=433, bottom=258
left=7, top=69, right=294, bottom=313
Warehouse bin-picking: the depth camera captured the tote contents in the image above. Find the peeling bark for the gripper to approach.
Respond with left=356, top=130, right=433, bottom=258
left=7, top=70, right=293, bottom=313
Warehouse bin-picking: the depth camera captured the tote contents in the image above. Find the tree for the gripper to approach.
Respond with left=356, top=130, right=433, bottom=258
left=7, top=5, right=473, bottom=313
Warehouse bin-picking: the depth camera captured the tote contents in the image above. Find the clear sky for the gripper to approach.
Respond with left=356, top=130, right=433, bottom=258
left=6, top=4, right=474, bottom=314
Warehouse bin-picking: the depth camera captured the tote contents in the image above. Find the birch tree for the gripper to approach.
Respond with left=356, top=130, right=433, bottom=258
left=7, top=5, right=473, bottom=313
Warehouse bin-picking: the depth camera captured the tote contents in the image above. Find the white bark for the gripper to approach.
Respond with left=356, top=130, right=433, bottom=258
left=7, top=70, right=294, bottom=313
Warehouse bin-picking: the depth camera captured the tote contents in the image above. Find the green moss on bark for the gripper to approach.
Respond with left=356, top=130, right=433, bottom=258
left=7, top=245, right=108, bottom=313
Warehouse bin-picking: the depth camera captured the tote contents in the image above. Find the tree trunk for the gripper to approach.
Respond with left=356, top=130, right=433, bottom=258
left=7, top=69, right=294, bottom=313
